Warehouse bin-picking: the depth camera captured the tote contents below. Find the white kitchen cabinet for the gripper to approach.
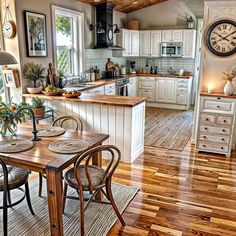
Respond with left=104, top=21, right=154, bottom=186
left=177, top=93, right=188, bottom=105
left=162, top=30, right=183, bottom=42
left=156, top=78, right=176, bottom=103
left=138, top=77, right=155, bottom=101
left=139, top=30, right=161, bottom=57
left=114, top=29, right=139, bottom=57
left=182, top=30, right=196, bottom=58
left=105, top=83, right=116, bottom=95
left=128, top=77, right=137, bottom=97
left=139, top=90, right=155, bottom=101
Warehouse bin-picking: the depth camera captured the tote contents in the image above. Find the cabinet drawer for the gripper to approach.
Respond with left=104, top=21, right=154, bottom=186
left=203, top=100, right=234, bottom=113
left=177, top=87, right=188, bottom=92
left=199, top=134, right=230, bottom=144
left=105, top=83, right=115, bottom=91
left=87, top=86, right=104, bottom=94
left=217, top=116, right=233, bottom=126
left=139, top=90, right=155, bottom=101
left=197, top=141, right=229, bottom=153
left=200, top=114, right=216, bottom=124
left=139, top=81, right=156, bottom=89
left=177, top=83, right=188, bottom=88
left=139, top=77, right=156, bottom=81
left=177, top=79, right=188, bottom=84
left=200, top=125, right=231, bottom=135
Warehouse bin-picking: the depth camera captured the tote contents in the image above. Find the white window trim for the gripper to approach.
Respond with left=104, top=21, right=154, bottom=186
left=51, top=5, right=85, bottom=77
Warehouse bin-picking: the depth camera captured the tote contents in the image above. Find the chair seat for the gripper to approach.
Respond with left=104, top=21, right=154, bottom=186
left=65, top=165, right=105, bottom=190
left=0, top=166, right=29, bottom=191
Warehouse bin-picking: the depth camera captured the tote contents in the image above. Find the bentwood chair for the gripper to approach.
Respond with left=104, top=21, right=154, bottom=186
left=0, top=159, right=35, bottom=236
left=62, top=145, right=125, bottom=236
left=38, top=115, right=83, bottom=197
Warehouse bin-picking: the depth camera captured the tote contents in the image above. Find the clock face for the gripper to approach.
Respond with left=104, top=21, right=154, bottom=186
left=206, top=19, right=236, bottom=57
left=3, top=21, right=16, bottom=39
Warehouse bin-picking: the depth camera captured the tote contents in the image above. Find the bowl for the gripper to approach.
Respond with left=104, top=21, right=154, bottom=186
left=62, top=91, right=81, bottom=98
left=27, top=86, right=43, bottom=94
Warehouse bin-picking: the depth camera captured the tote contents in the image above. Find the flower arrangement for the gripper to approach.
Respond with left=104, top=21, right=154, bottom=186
left=223, top=67, right=236, bottom=81
left=0, top=97, right=31, bottom=136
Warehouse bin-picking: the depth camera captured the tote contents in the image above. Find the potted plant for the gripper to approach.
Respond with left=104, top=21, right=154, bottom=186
left=23, top=62, right=46, bottom=94
left=31, top=97, right=45, bottom=118
left=223, top=67, right=236, bottom=96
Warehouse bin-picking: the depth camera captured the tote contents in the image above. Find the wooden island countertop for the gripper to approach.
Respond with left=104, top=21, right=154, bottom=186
left=22, top=93, right=147, bottom=107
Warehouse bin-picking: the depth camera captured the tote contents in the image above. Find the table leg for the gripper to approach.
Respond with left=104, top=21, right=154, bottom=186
left=46, top=169, right=64, bottom=236
left=92, top=144, right=103, bottom=201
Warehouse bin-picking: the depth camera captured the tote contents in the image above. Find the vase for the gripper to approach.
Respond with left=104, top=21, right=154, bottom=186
left=224, top=80, right=234, bottom=96
left=0, top=119, right=17, bottom=136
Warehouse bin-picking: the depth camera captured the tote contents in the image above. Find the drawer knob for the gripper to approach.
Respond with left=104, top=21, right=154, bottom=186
left=223, top=120, right=227, bottom=123
left=217, top=105, right=220, bottom=108
left=203, top=144, right=206, bottom=147
left=206, top=118, right=209, bottom=121
left=203, top=136, right=207, bottom=139
left=222, top=129, right=226, bottom=132
left=204, top=127, right=208, bottom=130
left=221, top=138, right=225, bottom=141
left=221, top=147, right=224, bottom=150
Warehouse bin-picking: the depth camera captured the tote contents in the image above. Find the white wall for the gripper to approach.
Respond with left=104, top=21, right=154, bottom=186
left=127, top=0, right=196, bottom=30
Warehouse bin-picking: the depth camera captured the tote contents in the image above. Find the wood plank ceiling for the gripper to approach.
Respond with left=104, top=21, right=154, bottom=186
left=78, top=0, right=168, bottom=13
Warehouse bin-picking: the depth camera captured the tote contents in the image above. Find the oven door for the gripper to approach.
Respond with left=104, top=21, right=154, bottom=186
left=117, top=84, right=128, bottom=96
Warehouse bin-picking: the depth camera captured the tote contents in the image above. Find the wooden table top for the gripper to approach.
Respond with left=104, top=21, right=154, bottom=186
left=22, top=93, right=146, bottom=107
left=0, top=124, right=109, bottom=172
left=200, top=92, right=236, bottom=99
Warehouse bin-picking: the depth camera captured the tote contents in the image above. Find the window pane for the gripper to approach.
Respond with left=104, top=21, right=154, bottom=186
left=57, top=48, right=72, bottom=75
left=55, top=13, right=73, bottom=75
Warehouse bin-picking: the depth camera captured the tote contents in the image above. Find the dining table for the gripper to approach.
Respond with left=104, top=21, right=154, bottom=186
left=0, top=124, right=109, bottom=236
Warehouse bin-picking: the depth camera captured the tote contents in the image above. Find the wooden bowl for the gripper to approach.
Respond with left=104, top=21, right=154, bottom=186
left=42, top=90, right=65, bottom=96
left=62, top=91, right=81, bottom=98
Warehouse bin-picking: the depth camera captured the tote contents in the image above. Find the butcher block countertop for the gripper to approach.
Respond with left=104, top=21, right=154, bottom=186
left=200, top=92, right=236, bottom=99
left=128, top=73, right=193, bottom=79
left=22, top=93, right=146, bottom=107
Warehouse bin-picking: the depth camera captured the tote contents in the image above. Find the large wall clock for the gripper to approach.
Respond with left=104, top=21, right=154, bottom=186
left=205, top=19, right=236, bottom=57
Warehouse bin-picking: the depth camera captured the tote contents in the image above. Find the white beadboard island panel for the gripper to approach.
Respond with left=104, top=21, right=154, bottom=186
left=25, top=97, right=146, bottom=163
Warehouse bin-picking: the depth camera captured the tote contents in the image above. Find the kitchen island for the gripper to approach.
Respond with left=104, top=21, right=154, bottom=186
left=22, top=93, right=146, bottom=163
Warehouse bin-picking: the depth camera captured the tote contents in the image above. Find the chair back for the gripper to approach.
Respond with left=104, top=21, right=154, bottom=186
left=74, top=145, right=121, bottom=193
left=0, top=159, right=8, bottom=191
left=52, top=115, right=83, bottom=132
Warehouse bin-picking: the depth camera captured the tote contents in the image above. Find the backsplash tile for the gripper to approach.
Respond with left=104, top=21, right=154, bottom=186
left=85, top=49, right=195, bottom=77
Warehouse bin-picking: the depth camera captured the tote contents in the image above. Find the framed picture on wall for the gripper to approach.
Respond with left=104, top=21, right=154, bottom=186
left=2, top=69, right=21, bottom=88
left=24, top=11, right=47, bottom=57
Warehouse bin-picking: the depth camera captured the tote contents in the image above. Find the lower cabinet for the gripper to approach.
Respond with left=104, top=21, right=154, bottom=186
left=128, top=77, right=137, bottom=96
left=139, top=89, right=155, bottom=101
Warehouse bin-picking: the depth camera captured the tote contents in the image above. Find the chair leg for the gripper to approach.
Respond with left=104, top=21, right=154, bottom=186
left=38, top=173, right=43, bottom=197
left=3, top=188, right=8, bottom=236
left=79, top=188, right=85, bottom=236
left=25, top=182, right=35, bottom=215
left=62, top=182, right=68, bottom=214
left=106, top=181, right=125, bottom=226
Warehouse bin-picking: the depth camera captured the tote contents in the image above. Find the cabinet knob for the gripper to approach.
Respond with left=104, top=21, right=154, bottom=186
left=206, top=118, right=209, bottom=121
left=221, top=147, right=224, bottom=150
left=223, top=120, right=227, bottom=123
left=204, top=127, right=208, bottom=130
left=221, top=138, right=225, bottom=141
left=203, top=136, right=207, bottom=139
left=203, top=144, right=206, bottom=147
left=222, top=129, right=226, bottom=132
left=217, top=105, right=220, bottom=108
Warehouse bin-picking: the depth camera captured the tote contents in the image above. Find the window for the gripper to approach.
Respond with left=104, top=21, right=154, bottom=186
left=52, top=6, right=84, bottom=77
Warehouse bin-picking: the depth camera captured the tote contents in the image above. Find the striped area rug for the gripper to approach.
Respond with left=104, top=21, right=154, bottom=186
left=0, top=180, right=138, bottom=236
left=145, top=107, right=194, bottom=151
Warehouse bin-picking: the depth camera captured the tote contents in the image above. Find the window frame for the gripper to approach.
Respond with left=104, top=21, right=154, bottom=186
left=51, top=5, right=85, bottom=78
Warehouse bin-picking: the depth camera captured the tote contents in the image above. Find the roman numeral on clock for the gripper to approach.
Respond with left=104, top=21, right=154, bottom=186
left=212, top=41, right=217, bottom=46
left=217, top=26, right=222, bottom=31
left=223, top=25, right=227, bottom=30
left=222, top=47, right=226, bottom=52
left=231, top=41, right=236, bottom=46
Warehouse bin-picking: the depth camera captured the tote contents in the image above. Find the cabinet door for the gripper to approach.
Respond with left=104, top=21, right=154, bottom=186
left=165, top=79, right=176, bottom=103
left=156, top=79, right=165, bottom=102
left=150, top=31, right=161, bottom=57
left=162, top=30, right=172, bottom=42
left=183, top=30, right=196, bottom=58
left=123, top=30, right=130, bottom=56
left=177, top=93, right=187, bottom=105
left=128, top=78, right=137, bottom=96
left=139, top=90, right=155, bottom=101
left=130, top=31, right=139, bottom=56
left=140, top=31, right=150, bottom=57
left=172, top=30, right=183, bottom=42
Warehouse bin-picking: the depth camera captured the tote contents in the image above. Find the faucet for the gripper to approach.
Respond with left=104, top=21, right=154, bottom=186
left=17, top=107, right=41, bottom=141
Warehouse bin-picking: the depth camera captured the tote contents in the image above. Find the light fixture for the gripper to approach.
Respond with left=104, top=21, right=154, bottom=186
left=0, top=51, right=17, bottom=66
left=89, top=22, right=105, bottom=34
left=109, top=24, right=120, bottom=34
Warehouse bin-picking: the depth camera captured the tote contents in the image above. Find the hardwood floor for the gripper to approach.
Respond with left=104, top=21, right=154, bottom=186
left=29, top=141, right=236, bottom=235
left=108, top=141, right=236, bottom=236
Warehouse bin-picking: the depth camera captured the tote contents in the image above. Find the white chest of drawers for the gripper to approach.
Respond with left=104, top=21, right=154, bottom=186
left=195, top=95, right=236, bottom=157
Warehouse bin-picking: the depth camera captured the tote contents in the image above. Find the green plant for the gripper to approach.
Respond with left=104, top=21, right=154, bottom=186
left=31, top=97, right=44, bottom=108
left=23, top=62, right=46, bottom=87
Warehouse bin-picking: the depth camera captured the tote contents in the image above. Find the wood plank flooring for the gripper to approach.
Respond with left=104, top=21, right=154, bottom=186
left=108, top=141, right=236, bottom=236
left=29, top=141, right=236, bottom=235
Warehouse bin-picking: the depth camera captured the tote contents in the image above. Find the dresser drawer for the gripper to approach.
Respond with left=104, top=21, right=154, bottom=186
left=200, top=114, right=216, bottom=124
left=197, top=142, right=229, bottom=153
left=217, top=115, right=233, bottom=126
left=200, top=125, right=231, bottom=135
left=177, top=87, right=188, bottom=92
left=202, top=99, right=234, bottom=113
left=199, top=134, right=230, bottom=144
left=177, top=83, right=188, bottom=88
left=177, top=79, right=188, bottom=84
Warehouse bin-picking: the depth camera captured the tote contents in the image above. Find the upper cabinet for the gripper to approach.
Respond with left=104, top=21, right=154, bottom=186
left=182, top=30, right=196, bottom=59
left=114, top=29, right=139, bottom=57
left=162, top=30, right=183, bottom=42
left=140, top=30, right=161, bottom=57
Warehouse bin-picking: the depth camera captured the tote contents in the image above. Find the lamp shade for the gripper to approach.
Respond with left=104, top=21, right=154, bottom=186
left=0, top=52, right=17, bottom=65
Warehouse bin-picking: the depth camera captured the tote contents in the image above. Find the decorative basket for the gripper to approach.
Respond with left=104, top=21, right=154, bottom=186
left=32, top=107, right=45, bottom=118
left=62, top=92, right=81, bottom=98
left=42, top=90, right=65, bottom=96
left=127, top=20, right=140, bottom=30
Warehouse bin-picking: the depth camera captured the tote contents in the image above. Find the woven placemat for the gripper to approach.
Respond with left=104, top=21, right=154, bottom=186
left=38, top=126, right=65, bottom=137
left=48, top=139, right=90, bottom=154
left=0, top=139, right=34, bottom=153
